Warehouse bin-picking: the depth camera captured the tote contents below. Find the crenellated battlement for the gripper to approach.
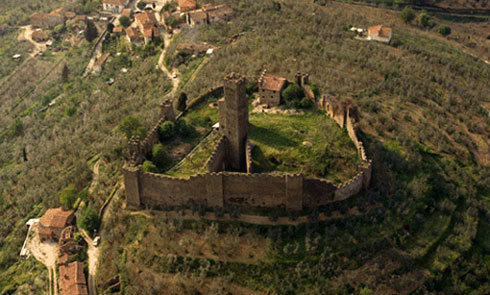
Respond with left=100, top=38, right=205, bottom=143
left=123, top=73, right=373, bottom=215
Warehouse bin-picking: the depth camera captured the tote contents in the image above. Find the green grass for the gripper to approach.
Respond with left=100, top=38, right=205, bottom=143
left=249, top=109, right=360, bottom=183
left=166, top=131, right=222, bottom=177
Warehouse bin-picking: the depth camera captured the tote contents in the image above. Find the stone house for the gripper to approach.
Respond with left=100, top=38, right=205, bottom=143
left=206, top=4, right=234, bottom=24
left=30, top=11, right=65, bottom=29
left=102, top=0, right=129, bottom=14
left=38, top=208, right=74, bottom=241
left=59, top=261, right=88, bottom=295
left=178, top=0, right=197, bottom=12
left=187, top=10, right=208, bottom=26
left=135, top=11, right=158, bottom=31
left=258, top=70, right=288, bottom=106
left=135, top=11, right=160, bottom=44
left=126, top=27, right=143, bottom=46
left=113, top=26, right=124, bottom=34
left=367, top=24, right=392, bottom=43
left=31, top=30, right=49, bottom=42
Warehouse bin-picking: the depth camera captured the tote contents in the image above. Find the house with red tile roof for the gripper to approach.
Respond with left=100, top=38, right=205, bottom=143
left=30, top=11, right=65, bottom=29
left=126, top=27, right=143, bottom=46
left=187, top=10, right=208, bottom=26
left=258, top=70, right=288, bottom=106
left=121, top=8, right=132, bottom=18
left=178, top=0, right=197, bottom=12
left=367, top=24, right=392, bottom=43
left=59, top=261, right=88, bottom=295
left=38, top=207, right=74, bottom=241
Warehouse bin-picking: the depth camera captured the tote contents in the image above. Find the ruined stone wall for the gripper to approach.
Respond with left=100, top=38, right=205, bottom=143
left=207, top=136, right=227, bottom=172
left=140, top=118, right=166, bottom=160
left=186, top=86, right=224, bottom=110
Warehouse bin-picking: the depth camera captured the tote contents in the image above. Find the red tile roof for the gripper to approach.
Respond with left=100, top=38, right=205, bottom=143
left=368, top=25, right=392, bottom=38
left=260, top=75, right=287, bottom=92
left=40, top=208, right=74, bottom=229
left=188, top=10, right=207, bottom=22
left=113, top=26, right=124, bottom=33
left=135, top=11, right=157, bottom=26
left=103, top=0, right=127, bottom=5
left=59, top=262, right=88, bottom=295
left=121, top=8, right=132, bottom=18
left=178, top=0, right=197, bottom=12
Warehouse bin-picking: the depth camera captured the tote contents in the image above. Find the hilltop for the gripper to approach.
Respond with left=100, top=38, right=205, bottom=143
left=0, top=0, right=489, bottom=294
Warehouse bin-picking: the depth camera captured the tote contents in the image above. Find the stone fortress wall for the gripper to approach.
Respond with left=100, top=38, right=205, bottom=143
left=123, top=73, right=372, bottom=212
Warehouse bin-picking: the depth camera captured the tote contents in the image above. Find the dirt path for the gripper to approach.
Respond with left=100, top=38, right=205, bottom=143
left=131, top=203, right=381, bottom=226
left=88, top=159, right=101, bottom=195
left=26, top=224, right=59, bottom=295
left=17, top=25, right=47, bottom=57
left=157, top=32, right=181, bottom=96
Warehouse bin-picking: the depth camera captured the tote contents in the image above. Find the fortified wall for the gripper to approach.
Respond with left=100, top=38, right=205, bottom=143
left=123, top=73, right=372, bottom=212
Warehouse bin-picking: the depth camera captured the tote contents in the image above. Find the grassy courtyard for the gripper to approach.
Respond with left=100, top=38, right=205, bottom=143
left=163, top=96, right=361, bottom=183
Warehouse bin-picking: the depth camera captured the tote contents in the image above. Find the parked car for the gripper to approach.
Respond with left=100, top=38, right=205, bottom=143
left=93, top=236, right=101, bottom=247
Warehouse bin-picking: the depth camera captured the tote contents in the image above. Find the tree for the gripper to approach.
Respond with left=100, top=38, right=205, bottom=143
left=118, top=115, right=146, bottom=139
left=282, top=84, right=305, bottom=108
left=152, top=143, right=167, bottom=168
left=79, top=207, right=99, bottom=233
left=137, top=1, right=147, bottom=10
left=59, top=185, right=78, bottom=210
left=9, top=118, right=23, bottom=137
left=438, top=25, right=451, bottom=36
left=84, top=19, right=98, bottom=42
left=106, top=23, right=114, bottom=33
left=176, top=92, right=187, bottom=112
left=419, top=12, right=435, bottom=29
left=400, top=7, right=415, bottom=24
left=159, top=121, right=175, bottom=140
left=119, top=16, right=131, bottom=28
left=61, top=64, right=69, bottom=83
left=142, top=160, right=158, bottom=173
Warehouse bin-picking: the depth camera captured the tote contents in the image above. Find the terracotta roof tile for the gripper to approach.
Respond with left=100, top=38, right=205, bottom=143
left=40, top=208, right=74, bottom=229
left=178, top=0, right=197, bottom=12
left=260, top=75, right=287, bottom=92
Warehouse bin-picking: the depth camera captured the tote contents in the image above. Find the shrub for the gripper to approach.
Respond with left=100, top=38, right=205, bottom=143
left=159, top=121, right=176, bottom=140
left=152, top=143, right=167, bottom=168
left=438, top=25, right=451, bottom=37
left=282, top=84, right=305, bottom=108
left=400, top=7, right=415, bottom=24
left=79, top=207, right=99, bottom=234
left=299, top=97, right=313, bottom=109
left=119, top=16, right=131, bottom=28
left=59, top=185, right=78, bottom=210
left=106, top=23, right=114, bottom=33
left=142, top=160, right=158, bottom=173
left=419, top=12, right=435, bottom=29
left=118, top=115, right=146, bottom=139
left=137, top=1, right=147, bottom=10
left=176, top=119, right=193, bottom=137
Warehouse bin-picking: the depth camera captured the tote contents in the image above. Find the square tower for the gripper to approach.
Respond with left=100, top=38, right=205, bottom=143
left=222, top=73, right=249, bottom=171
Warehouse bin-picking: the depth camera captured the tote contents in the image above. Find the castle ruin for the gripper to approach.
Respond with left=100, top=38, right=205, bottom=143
left=123, top=73, right=372, bottom=214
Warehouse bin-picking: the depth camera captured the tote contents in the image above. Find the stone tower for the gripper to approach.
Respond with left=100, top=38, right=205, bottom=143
left=222, top=73, right=249, bottom=171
